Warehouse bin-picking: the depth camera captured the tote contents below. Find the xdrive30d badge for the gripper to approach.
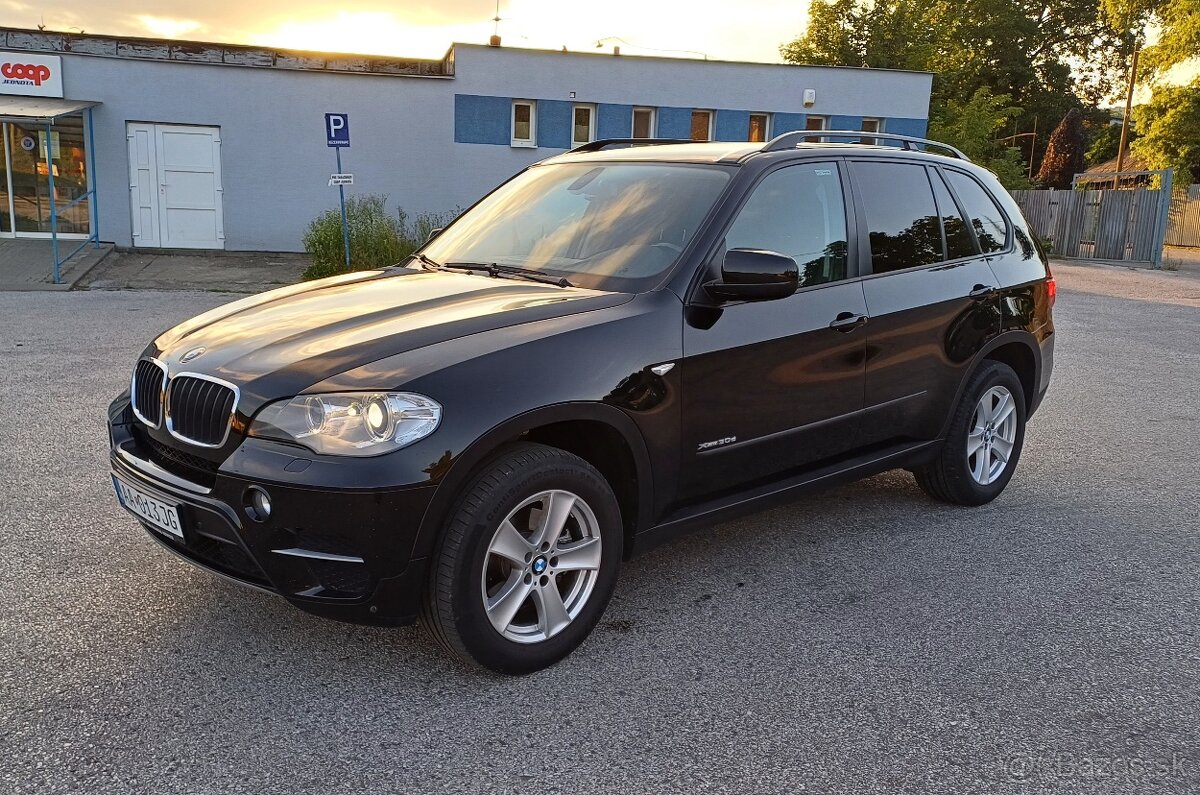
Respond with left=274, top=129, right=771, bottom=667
left=108, top=131, right=1055, bottom=674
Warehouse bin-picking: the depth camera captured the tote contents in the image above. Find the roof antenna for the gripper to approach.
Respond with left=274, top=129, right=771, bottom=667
left=489, top=0, right=502, bottom=46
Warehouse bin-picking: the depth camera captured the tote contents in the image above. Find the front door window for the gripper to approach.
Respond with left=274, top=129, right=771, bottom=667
left=3, top=118, right=90, bottom=235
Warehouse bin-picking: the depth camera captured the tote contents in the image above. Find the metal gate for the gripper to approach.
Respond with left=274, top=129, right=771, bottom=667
left=1166, top=184, right=1200, bottom=247
left=1010, top=169, right=1174, bottom=267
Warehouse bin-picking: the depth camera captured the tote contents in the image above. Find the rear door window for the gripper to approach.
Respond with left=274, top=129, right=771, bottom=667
left=852, top=161, right=943, bottom=274
left=945, top=170, right=1010, bottom=253
left=930, top=169, right=977, bottom=260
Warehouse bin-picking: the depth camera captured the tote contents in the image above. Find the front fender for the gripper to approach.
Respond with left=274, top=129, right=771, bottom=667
left=409, top=402, right=657, bottom=563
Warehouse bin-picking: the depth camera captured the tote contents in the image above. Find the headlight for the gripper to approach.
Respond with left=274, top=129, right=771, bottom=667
left=249, top=392, right=441, bottom=456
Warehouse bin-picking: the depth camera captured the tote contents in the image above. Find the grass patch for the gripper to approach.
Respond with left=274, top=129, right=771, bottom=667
left=302, top=195, right=454, bottom=281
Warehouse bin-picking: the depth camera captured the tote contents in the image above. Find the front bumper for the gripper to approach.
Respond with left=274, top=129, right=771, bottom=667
left=108, top=394, right=436, bottom=626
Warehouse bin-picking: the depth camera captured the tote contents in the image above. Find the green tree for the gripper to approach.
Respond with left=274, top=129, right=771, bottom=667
left=781, top=0, right=1134, bottom=173
left=1036, top=108, right=1087, bottom=187
left=1102, top=0, right=1200, bottom=79
left=1085, top=122, right=1131, bottom=165
left=1131, top=80, right=1200, bottom=182
left=927, top=87, right=1032, bottom=188
left=779, top=0, right=935, bottom=70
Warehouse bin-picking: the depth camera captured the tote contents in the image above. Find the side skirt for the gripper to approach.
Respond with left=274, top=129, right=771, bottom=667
left=627, top=439, right=942, bottom=558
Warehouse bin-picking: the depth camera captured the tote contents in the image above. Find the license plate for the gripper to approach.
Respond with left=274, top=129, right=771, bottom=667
left=113, top=475, right=183, bottom=538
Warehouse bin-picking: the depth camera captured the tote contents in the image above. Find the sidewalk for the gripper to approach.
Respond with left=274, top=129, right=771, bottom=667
left=79, top=250, right=310, bottom=292
left=0, top=238, right=114, bottom=290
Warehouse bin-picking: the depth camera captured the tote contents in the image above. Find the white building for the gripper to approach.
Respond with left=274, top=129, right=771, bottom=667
left=0, top=27, right=932, bottom=253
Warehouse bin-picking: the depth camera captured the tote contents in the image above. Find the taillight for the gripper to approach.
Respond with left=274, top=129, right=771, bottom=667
left=1046, top=276, right=1057, bottom=306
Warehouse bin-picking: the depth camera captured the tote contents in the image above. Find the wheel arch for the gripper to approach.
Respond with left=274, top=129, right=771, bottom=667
left=410, top=403, right=654, bottom=563
left=938, top=331, right=1041, bottom=440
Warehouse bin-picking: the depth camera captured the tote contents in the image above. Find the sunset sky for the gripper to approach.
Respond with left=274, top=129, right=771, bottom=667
left=1, top=0, right=811, bottom=63
left=5, top=0, right=1194, bottom=94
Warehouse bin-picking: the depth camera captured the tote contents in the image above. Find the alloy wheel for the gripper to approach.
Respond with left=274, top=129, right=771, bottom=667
left=967, top=385, right=1018, bottom=486
left=480, top=489, right=603, bottom=644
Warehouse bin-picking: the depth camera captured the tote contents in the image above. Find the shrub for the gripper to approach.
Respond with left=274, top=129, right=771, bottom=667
left=301, top=195, right=455, bottom=281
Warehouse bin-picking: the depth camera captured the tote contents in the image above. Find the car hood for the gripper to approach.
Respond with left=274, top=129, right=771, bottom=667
left=147, top=268, right=631, bottom=409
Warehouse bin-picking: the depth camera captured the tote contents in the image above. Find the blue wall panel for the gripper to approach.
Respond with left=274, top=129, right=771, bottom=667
left=773, top=112, right=807, bottom=134
left=657, top=107, right=693, bottom=139
left=885, top=117, right=929, bottom=137
left=538, top=100, right=572, bottom=149
left=715, top=110, right=750, bottom=141
left=829, top=115, right=863, bottom=133
left=597, top=104, right=633, bottom=139
left=454, top=94, right=510, bottom=145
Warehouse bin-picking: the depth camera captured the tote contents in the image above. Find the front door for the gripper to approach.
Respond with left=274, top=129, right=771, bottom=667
left=127, top=123, right=224, bottom=249
left=679, top=161, right=868, bottom=502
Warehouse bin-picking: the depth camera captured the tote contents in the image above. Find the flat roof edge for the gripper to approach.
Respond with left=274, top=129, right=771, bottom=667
left=0, top=27, right=455, bottom=79
left=450, top=42, right=934, bottom=76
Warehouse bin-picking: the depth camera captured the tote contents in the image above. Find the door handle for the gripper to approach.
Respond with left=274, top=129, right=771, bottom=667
left=828, top=312, right=868, bottom=332
left=968, top=284, right=996, bottom=300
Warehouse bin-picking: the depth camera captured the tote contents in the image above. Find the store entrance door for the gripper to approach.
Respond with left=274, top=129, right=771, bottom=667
left=127, top=123, right=224, bottom=249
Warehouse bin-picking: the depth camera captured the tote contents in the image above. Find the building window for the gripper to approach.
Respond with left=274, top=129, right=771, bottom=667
left=512, top=100, right=536, bottom=147
left=861, top=118, right=882, bottom=144
left=748, top=113, right=771, bottom=143
left=572, top=104, right=596, bottom=148
left=633, top=107, right=656, bottom=138
left=804, top=115, right=826, bottom=143
left=691, top=110, right=713, bottom=142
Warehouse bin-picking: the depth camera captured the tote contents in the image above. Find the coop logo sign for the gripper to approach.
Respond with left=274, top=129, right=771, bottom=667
left=0, top=53, right=63, bottom=98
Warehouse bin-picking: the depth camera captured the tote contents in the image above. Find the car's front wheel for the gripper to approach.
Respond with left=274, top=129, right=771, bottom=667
left=913, top=360, right=1026, bottom=506
left=421, top=443, right=622, bottom=674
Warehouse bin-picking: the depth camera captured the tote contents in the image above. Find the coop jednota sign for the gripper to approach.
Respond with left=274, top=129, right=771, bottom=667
left=0, top=52, right=63, bottom=98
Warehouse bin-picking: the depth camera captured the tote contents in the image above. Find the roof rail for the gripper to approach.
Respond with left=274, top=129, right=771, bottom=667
left=567, top=138, right=693, bottom=154
left=761, top=130, right=971, bottom=161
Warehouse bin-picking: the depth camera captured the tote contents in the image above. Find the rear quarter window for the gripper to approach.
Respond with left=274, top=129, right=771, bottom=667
left=945, top=170, right=1010, bottom=254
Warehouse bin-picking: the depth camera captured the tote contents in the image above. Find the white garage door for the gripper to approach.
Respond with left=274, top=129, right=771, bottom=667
left=127, top=123, right=225, bottom=249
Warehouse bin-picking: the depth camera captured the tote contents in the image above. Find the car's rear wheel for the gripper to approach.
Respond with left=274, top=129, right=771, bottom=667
left=420, top=443, right=622, bottom=674
left=913, top=361, right=1026, bottom=506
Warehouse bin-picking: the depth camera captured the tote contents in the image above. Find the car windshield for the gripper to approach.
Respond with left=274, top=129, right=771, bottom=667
left=419, top=161, right=733, bottom=292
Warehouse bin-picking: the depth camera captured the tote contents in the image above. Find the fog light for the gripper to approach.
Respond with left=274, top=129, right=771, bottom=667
left=245, top=486, right=272, bottom=522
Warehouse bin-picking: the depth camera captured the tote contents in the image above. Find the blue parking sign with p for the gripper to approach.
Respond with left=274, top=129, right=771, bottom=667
left=325, top=113, right=350, bottom=147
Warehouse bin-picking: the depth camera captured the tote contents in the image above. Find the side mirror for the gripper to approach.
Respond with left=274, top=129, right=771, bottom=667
left=425, top=227, right=443, bottom=244
left=704, top=249, right=799, bottom=302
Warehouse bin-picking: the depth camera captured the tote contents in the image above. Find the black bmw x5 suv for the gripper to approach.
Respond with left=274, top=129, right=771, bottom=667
left=109, top=131, right=1055, bottom=674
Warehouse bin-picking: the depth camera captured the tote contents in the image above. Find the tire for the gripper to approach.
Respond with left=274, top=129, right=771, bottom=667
left=420, top=442, right=623, bottom=674
left=913, top=361, right=1026, bottom=506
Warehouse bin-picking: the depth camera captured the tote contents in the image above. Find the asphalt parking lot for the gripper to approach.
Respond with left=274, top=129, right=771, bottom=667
left=2, top=262, right=1198, bottom=794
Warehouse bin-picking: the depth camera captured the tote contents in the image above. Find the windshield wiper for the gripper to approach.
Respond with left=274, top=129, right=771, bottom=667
left=407, top=252, right=442, bottom=271
left=444, top=261, right=574, bottom=288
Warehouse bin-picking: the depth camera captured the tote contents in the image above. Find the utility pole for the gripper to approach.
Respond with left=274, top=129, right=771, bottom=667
left=1116, top=43, right=1140, bottom=175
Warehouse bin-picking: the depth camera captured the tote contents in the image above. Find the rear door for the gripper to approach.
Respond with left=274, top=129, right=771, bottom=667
left=679, top=160, right=868, bottom=501
left=849, top=159, right=1002, bottom=446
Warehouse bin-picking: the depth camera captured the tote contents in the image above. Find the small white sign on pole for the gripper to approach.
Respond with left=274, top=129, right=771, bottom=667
left=328, top=173, right=354, bottom=186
